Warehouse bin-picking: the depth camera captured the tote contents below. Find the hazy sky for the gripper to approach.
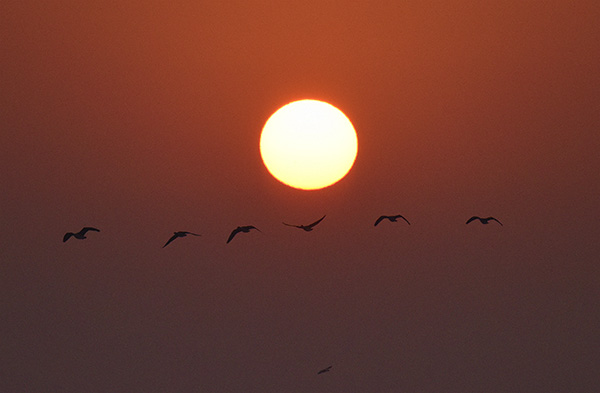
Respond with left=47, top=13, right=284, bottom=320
left=2, top=1, right=599, bottom=392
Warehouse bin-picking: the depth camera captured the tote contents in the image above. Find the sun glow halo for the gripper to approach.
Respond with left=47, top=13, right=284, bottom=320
left=260, top=100, right=358, bottom=190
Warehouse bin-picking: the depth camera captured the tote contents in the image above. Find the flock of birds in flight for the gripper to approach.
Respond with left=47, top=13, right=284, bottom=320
left=62, top=215, right=503, bottom=247
left=62, top=215, right=501, bottom=376
left=61, top=215, right=502, bottom=376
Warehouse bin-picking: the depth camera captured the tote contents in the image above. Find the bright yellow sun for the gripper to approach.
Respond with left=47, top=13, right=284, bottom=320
left=260, top=99, right=358, bottom=190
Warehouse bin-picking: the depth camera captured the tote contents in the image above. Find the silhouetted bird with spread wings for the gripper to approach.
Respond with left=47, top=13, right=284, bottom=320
left=466, top=216, right=503, bottom=226
left=374, top=214, right=410, bottom=226
left=163, top=231, right=200, bottom=248
left=317, top=365, right=332, bottom=374
left=283, top=215, right=326, bottom=231
left=63, top=227, right=100, bottom=242
left=227, top=225, right=261, bottom=243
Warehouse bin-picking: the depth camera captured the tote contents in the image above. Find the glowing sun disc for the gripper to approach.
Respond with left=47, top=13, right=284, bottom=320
left=260, top=99, right=358, bottom=190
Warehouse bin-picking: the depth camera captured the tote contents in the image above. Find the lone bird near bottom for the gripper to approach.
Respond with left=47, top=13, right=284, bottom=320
left=374, top=214, right=410, bottom=226
left=163, top=231, right=200, bottom=248
left=466, top=216, right=503, bottom=226
left=63, top=227, right=100, bottom=242
left=227, top=225, right=261, bottom=243
left=283, top=215, right=326, bottom=231
left=317, top=366, right=332, bottom=375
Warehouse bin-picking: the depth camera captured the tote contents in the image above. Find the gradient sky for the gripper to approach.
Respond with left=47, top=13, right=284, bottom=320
left=2, top=1, right=599, bottom=392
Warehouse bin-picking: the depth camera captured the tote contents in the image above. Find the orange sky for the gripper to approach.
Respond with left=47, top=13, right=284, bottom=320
left=1, top=1, right=599, bottom=392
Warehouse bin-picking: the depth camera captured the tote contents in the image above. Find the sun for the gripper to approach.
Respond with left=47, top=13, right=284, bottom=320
left=260, top=99, right=358, bottom=190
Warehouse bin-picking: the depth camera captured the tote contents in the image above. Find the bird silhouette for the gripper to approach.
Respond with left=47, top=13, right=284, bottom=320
left=283, top=215, right=326, bottom=231
left=466, top=216, right=503, bottom=226
left=317, top=365, right=332, bottom=374
left=374, top=214, right=410, bottom=226
left=163, top=231, right=201, bottom=248
left=227, top=225, right=261, bottom=243
left=63, top=227, right=100, bottom=242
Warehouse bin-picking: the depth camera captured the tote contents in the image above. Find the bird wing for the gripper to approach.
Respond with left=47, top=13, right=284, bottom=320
left=163, top=234, right=178, bottom=248
left=318, top=366, right=332, bottom=374
left=489, top=217, right=503, bottom=226
left=395, top=215, right=410, bottom=225
left=63, top=233, right=73, bottom=242
left=374, top=216, right=386, bottom=226
left=307, top=215, right=326, bottom=228
left=81, top=227, right=100, bottom=234
left=227, top=228, right=241, bottom=243
left=466, top=216, right=480, bottom=224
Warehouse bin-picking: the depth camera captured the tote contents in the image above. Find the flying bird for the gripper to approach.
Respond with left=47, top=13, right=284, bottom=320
left=163, top=231, right=201, bottom=248
left=63, top=227, right=100, bottom=242
left=374, top=214, right=410, bottom=226
left=283, top=215, right=326, bottom=231
left=466, top=216, right=503, bottom=226
left=227, top=225, right=261, bottom=243
left=317, top=366, right=332, bottom=375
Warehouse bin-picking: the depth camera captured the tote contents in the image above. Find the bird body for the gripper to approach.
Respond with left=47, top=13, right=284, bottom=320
left=283, top=215, right=326, bottom=231
left=318, top=365, right=332, bottom=374
left=374, top=214, right=410, bottom=226
left=227, top=225, right=261, bottom=243
left=63, top=227, right=100, bottom=242
left=163, top=231, right=201, bottom=248
left=466, top=216, right=503, bottom=226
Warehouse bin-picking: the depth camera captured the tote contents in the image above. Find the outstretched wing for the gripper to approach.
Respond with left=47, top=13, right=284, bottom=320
left=318, top=366, right=332, bottom=374
left=63, top=232, right=73, bottom=242
left=489, top=217, right=503, bottom=226
left=374, top=216, right=387, bottom=226
left=466, top=216, right=480, bottom=224
left=307, top=215, right=326, bottom=228
left=163, top=234, right=178, bottom=248
left=394, top=215, right=410, bottom=225
left=227, top=228, right=241, bottom=243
